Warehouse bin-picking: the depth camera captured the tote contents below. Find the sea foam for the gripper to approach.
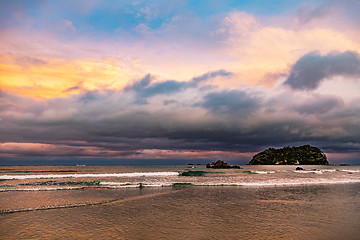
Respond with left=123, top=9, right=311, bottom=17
left=0, top=171, right=179, bottom=180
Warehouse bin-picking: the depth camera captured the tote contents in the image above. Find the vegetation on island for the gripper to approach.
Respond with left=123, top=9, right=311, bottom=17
left=248, top=145, right=329, bottom=165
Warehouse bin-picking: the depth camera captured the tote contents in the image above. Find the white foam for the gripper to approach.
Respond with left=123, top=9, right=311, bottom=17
left=100, top=181, right=173, bottom=188
left=339, top=169, right=359, bottom=173
left=294, top=169, right=360, bottom=174
left=100, top=177, right=360, bottom=188
left=0, top=186, right=83, bottom=192
left=321, top=169, right=337, bottom=172
left=251, top=171, right=276, bottom=174
left=294, top=170, right=323, bottom=174
left=192, top=178, right=360, bottom=187
left=100, top=182, right=139, bottom=188
left=0, top=171, right=179, bottom=180
left=100, top=182, right=132, bottom=186
left=101, top=185, right=139, bottom=188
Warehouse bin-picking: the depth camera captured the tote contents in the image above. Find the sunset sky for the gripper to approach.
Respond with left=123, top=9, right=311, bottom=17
left=1, top=0, right=360, bottom=164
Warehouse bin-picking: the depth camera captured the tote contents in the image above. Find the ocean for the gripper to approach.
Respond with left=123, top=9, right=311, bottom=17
left=1, top=164, right=359, bottom=239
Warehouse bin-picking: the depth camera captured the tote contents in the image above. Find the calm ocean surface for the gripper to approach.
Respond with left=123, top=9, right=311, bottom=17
left=1, top=165, right=360, bottom=239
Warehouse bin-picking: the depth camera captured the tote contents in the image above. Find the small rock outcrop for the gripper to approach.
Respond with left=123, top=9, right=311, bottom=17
left=206, top=160, right=241, bottom=169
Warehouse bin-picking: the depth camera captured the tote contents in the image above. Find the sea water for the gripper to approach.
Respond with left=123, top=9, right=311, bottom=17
left=0, top=165, right=359, bottom=239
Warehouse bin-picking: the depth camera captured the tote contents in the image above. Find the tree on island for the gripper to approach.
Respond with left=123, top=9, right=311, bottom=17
left=248, top=145, right=329, bottom=165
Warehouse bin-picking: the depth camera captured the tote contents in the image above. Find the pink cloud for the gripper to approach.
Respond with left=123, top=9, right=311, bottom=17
left=0, top=142, right=138, bottom=157
left=57, top=19, right=76, bottom=32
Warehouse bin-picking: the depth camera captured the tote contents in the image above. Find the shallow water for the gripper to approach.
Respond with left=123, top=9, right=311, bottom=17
left=1, top=165, right=360, bottom=239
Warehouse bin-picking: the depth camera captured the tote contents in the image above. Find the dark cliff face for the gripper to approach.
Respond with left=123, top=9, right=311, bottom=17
left=249, top=145, right=329, bottom=165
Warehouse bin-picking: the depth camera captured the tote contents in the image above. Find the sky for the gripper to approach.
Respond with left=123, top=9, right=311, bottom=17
left=0, top=0, right=360, bottom=165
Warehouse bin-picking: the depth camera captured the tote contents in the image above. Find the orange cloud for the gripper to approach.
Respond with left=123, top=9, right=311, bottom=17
left=0, top=56, right=135, bottom=99
left=1, top=11, right=359, bottom=100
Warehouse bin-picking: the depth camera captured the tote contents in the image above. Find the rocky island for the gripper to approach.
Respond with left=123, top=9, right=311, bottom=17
left=206, top=160, right=242, bottom=169
left=249, top=145, right=329, bottom=165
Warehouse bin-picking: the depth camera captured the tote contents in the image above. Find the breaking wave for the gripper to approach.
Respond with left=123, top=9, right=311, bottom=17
left=1, top=167, right=359, bottom=192
left=0, top=171, right=179, bottom=180
left=99, top=178, right=360, bottom=188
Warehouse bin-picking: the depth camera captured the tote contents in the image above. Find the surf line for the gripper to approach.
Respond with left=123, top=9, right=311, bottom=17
left=0, top=172, right=179, bottom=180
left=0, top=192, right=169, bottom=214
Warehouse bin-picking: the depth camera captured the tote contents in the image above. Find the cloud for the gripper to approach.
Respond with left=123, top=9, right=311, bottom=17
left=294, top=0, right=360, bottom=30
left=126, top=70, right=232, bottom=101
left=294, top=94, right=344, bottom=115
left=0, top=142, right=137, bottom=157
left=63, top=81, right=85, bottom=93
left=163, top=99, right=177, bottom=105
left=125, top=74, right=153, bottom=92
left=0, top=84, right=360, bottom=163
left=57, top=19, right=76, bottom=32
left=284, top=51, right=360, bottom=90
left=190, top=70, right=232, bottom=86
left=218, top=11, right=259, bottom=36
left=15, top=56, right=47, bottom=66
left=217, top=9, right=360, bottom=88
left=1, top=1, right=360, bottom=163
left=141, top=80, right=185, bottom=98
left=2, top=3, right=359, bottom=96
left=295, top=1, right=334, bottom=26
left=125, top=74, right=186, bottom=103
left=0, top=55, right=136, bottom=98
left=63, top=86, right=81, bottom=93
left=201, top=89, right=261, bottom=116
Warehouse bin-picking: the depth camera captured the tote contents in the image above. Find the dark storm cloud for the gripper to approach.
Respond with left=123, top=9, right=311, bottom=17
left=0, top=87, right=260, bottom=153
left=284, top=51, right=360, bottom=90
left=1, top=81, right=360, bottom=163
left=201, top=89, right=261, bottom=116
